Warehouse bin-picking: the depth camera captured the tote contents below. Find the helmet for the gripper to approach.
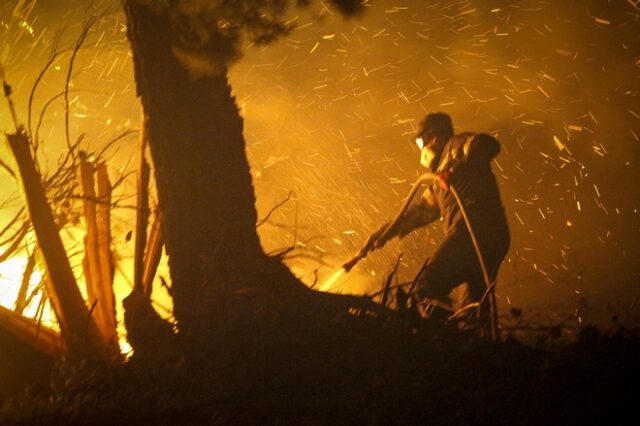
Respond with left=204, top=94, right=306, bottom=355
left=416, top=112, right=454, bottom=141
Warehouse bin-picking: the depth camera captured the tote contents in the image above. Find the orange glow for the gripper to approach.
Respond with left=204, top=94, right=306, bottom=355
left=0, top=256, right=58, bottom=329
left=317, top=267, right=347, bottom=292
left=0, top=256, right=41, bottom=309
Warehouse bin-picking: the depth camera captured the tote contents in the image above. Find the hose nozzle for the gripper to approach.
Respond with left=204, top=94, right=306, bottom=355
left=341, top=255, right=362, bottom=273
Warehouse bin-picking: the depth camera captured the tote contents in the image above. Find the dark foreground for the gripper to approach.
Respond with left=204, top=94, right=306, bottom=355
left=1, top=314, right=639, bottom=426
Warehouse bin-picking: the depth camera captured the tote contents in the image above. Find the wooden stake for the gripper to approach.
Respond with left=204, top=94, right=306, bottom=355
left=79, top=161, right=103, bottom=327
left=134, top=122, right=149, bottom=295
left=96, top=164, right=117, bottom=343
left=80, top=161, right=118, bottom=350
left=142, top=210, right=163, bottom=298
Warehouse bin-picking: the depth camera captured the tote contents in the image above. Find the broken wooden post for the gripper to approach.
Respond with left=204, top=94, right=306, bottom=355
left=142, top=210, right=163, bottom=298
left=6, top=129, right=104, bottom=357
left=133, top=124, right=150, bottom=295
left=79, top=160, right=118, bottom=348
left=79, top=161, right=103, bottom=324
left=96, top=163, right=117, bottom=341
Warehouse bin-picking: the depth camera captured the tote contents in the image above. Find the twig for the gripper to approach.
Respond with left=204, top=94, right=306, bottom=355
left=0, top=206, right=25, bottom=240
left=0, top=221, right=30, bottom=261
left=34, top=91, right=65, bottom=147
left=257, top=191, right=293, bottom=227
left=380, top=253, right=403, bottom=308
left=64, top=12, right=103, bottom=156
left=28, top=29, right=66, bottom=145
left=368, top=280, right=414, bottom=299
left=0, top=158, right=16, bottom=180
left=0, top=60, right=21, bottom=131
left=43, top=134, right=84, bottom=188
left=95, top=129, right=138, bottom=161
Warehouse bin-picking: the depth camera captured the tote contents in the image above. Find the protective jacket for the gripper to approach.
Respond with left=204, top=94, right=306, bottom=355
left=374, top=132, right=510, bottom=305
left=381, top=132, right=509, bottom=245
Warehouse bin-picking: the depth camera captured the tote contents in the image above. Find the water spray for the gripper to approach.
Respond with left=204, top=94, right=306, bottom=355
left=341, top=172, right=439, bottom=272
left=320, top=172, right=438, bottom=292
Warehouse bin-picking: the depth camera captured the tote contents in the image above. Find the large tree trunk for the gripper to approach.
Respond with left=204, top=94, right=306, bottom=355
left=123, top=1, right=271, bottom=339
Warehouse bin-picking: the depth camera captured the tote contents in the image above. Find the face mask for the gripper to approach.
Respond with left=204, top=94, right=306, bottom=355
left=420, top=146, right=436, bottom=169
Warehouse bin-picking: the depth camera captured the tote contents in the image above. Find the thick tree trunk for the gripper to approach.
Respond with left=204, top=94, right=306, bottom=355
left=123, top=1, right=270, bottom=338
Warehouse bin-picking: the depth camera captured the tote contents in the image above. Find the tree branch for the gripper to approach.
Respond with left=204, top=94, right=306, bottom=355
left=256, top=191, right=293, bottom=227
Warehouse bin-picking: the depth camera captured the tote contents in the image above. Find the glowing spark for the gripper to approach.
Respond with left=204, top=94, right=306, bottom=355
left=594, top=17, right=611, bottom=25
left=19, top=20, right=34, bottom=35
left=553, top=135, right=566, bottom=151
left=537, top=85, right=550, bottom=98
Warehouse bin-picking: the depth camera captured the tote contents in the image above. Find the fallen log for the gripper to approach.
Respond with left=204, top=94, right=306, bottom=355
left=0, top=304, right=64, bottom=358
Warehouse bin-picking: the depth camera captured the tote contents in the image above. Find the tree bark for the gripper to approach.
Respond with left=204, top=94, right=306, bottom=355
left=123, top=1, right=269, bottom=338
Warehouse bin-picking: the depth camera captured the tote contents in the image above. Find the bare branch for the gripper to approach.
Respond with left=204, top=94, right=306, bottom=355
left=63, top=12, right=104, bottom=156
left=0, top=207, right=25, bottom=240
left=0, top=221, right=30, bottom=263
left=28, top=29, right=66, bottom=144
left=43, top=133, right=85, bottom=188
left=34, top=90, right=64, bottom=149
left=95, top=129, right=138, bottom=162
left=0, top=158, right=16, bottom=180
left=256, top=191, right=293, bottom=227
left=380, top=253, right=403, bottom=308
left=0, top=60, right=21, bottom=132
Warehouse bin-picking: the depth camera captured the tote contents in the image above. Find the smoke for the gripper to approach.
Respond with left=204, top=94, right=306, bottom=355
left=1, top=0, right=638, bottom=316
left=230, top=0, right=640, bottom=309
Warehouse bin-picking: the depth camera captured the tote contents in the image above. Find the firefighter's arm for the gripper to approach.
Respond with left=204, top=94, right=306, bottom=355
left=364, top=190, right=440, bottom=253
left=439, top=134, right=500, bottom=188
left=463, top=133, right=501, bottom=165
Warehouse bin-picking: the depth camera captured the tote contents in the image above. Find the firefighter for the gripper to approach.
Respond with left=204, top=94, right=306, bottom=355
left=362, top=112, right=510, bottom=319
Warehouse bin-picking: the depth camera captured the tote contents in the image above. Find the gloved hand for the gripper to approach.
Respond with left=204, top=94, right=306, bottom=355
left=362, top=222, right=389, bottom=254
left=342, top=223, right=390, bottom=272
left=437, top=171, right=450, bottom=190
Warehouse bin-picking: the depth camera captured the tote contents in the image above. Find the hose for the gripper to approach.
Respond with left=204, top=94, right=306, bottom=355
left=449, top=185, right=499, bottom=341
left=353, top=172, right=438, bottom=260
left=349, top=172, right=499, bottom=340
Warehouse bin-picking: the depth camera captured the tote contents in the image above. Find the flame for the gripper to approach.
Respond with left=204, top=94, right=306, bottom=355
left=0, top=256, right=41, bottom=310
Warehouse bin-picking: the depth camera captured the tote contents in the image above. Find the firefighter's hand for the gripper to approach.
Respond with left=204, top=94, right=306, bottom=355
left=437, top=172, right=450, bottom=190
left=363, top=223, right=389, bottom=253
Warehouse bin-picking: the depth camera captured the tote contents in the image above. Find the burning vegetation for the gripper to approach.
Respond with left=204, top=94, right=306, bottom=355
left=0, top=0, right=639, bottom=424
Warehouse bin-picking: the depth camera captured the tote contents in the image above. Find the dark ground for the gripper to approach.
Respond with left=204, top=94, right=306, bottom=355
left=1, top=310, right=639, bottom=426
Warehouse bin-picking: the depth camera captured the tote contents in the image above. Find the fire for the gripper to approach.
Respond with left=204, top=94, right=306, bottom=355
left=0, top=256, right=41, bottom=310
left=0, top=256, right=57, bottom=331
